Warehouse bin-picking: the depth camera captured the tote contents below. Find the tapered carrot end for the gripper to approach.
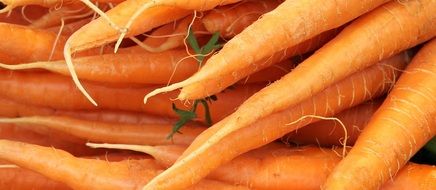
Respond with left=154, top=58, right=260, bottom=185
left=143, top=81, right=190, bottom=104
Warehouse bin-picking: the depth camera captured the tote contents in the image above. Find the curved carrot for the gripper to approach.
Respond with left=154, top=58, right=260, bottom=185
left=139, top=53, right=409, bottom=189
left=323, top=39, right=436, bottom=190
left=0, top=167, right=71, bottom=190
left=284, top=100, right=383, bottom=146
left=181, top=28, right=340, bottom=99
left=29, top=2, right=92, bottom=29
left=0, top=115, right=205, bottom=145
left=202, top=0, right=283, bottom=38
left=0, top=71, right=262, bottom=122
left=144, top=0, right=389, bottom=101
left=0, top=140, right=250, bottom=190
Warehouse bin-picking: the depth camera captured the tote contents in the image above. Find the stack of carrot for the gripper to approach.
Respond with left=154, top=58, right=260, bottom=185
left=0, top=0, right=434, bottom=189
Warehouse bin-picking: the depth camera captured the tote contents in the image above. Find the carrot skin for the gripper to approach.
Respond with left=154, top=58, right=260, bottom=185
left=323, top=39, right=436, bottom=190
left=0, top=168, right=71, bottom=190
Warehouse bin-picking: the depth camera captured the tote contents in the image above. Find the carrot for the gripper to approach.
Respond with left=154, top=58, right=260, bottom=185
left=237, top=59, right=295, bottom=84
left=0, top=140, right=250, bottom=190
left=0, top=97, right=175, bottom=125
left=139, top=52, right=409, bottom=189
left=323, top=39, right=436, bottom=190
left=0, top=71, right=262, bottom=122
left=46, top=17, right=92, bottom=36
left=181, top=28, right=341, bottom=99
left=381, top=163, right=436, bottom=190
left=0, top=50, right=201, bottom=84
left=128, top=15, right=208, bottom=53
left=0, top=123, right=104, bottom=156
left=144, top=0, right=389, bottom=101
left=29, top=2, right=93, bottom=29
left=284, top=100, right=383, bottom=146
left=202, top=0, right=283, bottom=38
left=0, top=167, right=71, bottom=190
left=0, top=5, right=47, bottom=25
left=0, top=115, right=205, bottom=145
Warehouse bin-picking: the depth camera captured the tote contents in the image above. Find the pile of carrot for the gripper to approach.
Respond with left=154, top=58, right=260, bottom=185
left=0, top=0, right=434, bottom=189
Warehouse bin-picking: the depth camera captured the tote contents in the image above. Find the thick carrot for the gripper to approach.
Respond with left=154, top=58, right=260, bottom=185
left=0, top=115, right=205, bottom=145
left=0, top=167, right=71, bottom=190
left=0, top=97, right=175, bottom=125
left=181, top=28, right=341, bottom=99
left=284, top=100, right=383, bottom=146
left=323, top=39, right=436, bottom=190
left=0, top=71, right=262, bottom=122
left=0, top=140, right=249, bottom=190
left=139, top=53, right=409, bottom=189
left=144, top=0, right=389, bottom=100
left=202, top=0, right=283, bottom=38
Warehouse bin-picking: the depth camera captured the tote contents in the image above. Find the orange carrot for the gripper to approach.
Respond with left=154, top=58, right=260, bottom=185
left=0, top=71, right=262, bottom=122
left=323, top=39, right=436, bottom=190
left=144, top=0, right=389, bottom=101
left=284, top=100, right=383, bottom=146
left=0, top=97, right=175, bottom=125
left=0, top=5, right=47, bottom=25
left=0, top=140, right=249, bottom=190
left=0, top=123, right=104, bottom=156
left=202, top=0, right=283, bottom=38
left=0, top=167, right=71, bottom=190
left=139, top=53, right=409, bottom=189
left=29, top=2, right=92, bottom=29
left=46, top=17, right=92, bottom=36
left=0, top=50, right=200, bottom=84
left=0, top=115, right=205, bottom=145
left=237, top=59, right=294, bottom=84
left=181, top=28, right=341, bottom=99
left=381, top=163, right=436, bottom=190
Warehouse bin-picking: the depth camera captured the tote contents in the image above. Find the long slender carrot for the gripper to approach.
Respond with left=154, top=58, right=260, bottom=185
left=0, top=167, right=71, bottom=190
left=202, top=0, right=283, bottom=38
left=46, top=17, right=92, bottom=36
left=0, top=50, right=199, bottom=84
left=284, top=100, right=383, bottom=146
left=0, top=71, right=262, bottom=122
left=0, top=123, right=104, bottom=156
left=0, top=97, right=175, bottom=125
left=0, top=115, right=205, bottom=145
left=144, top=0, right=389, bottom=101
left=0, top=140, right=250, bottom=190
left=323, top=39, right=436, bottom=190
left=139, top=53, right=409, bottom=189
left=181, top=28, right=341, bottom=99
